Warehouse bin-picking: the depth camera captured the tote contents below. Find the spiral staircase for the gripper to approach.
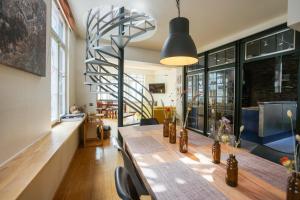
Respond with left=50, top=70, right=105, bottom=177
left=84, top=6, right=156, bottom=126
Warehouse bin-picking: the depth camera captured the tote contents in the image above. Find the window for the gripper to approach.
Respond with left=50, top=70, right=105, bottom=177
left=124, top=74, right=145, bottom=102
left=51, top=1, right=67, bottom=122
left=208, top=47, right=235, bottom=68
left=245, top=29, right=295, bottom=60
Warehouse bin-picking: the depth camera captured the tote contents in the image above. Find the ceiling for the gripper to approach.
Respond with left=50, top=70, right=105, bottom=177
left=68, top=0, right=287, bottom=52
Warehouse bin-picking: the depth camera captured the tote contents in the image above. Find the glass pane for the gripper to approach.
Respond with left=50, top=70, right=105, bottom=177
left=187, top=76, right=193, bottom=104
left=208, top=53, right=216, bottom=67
left=246, top=40, right=260, bottom=59
left=260, top=35, right=276, bottom=55
left=207, top=68, right=235, bottom=134
left=52, top=1, right=65, bottom=43
left=226, top=47, right=235, bottom=63
left=277, top=30, right=294, bottom=51
left=59, top=47, right=66, bottom=116
left=216, top=51, right=225, bottom=65
left=51, top=39, right=59, bottom=121
left=198, top=56, right=205, bottom=68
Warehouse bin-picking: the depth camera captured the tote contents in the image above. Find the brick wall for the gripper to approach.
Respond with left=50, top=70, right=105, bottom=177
left=243, top=55, right=298, bottom=107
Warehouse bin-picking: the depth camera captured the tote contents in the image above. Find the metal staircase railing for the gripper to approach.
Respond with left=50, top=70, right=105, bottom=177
left=84, top=6, right=156, bottom=125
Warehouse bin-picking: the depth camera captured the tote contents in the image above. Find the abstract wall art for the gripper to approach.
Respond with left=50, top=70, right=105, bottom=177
left=0, top=0, right=47, bottom=76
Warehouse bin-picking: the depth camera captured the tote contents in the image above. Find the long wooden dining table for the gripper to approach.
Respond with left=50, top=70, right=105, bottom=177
left=118, top=124, right=289, bottom=200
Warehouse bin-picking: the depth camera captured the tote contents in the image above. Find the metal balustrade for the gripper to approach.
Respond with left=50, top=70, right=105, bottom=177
left=84, top=6, right=156, bottom=124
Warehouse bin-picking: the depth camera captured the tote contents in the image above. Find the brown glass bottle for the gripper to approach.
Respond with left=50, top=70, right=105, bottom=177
left=212, top=140, right=221, bottom=164
left=163, top=118, right=170, bottom=137
left=179, top=128, right=188, bottom=153
left=169, top=121, right=176, bottom=144
left=225, top=154, right=238, bottom=187
left=287, top=172, right=300, bottom=200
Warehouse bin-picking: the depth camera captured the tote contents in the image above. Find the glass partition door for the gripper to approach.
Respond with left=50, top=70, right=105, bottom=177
left=208, top=68, right=235, bottom=134
left=186, top=71, right=205, bottom=132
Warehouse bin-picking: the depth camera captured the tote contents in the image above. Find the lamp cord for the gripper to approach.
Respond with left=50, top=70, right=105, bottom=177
left=176, top=0, right=180, bottom=17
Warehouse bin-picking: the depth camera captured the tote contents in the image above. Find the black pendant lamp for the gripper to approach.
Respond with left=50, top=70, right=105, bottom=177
left=160, top=0, right=198, bottom=66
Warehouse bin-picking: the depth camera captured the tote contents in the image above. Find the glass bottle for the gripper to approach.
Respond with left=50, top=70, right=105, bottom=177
left=212, top=140, right=221, bottom=164
left=225, top=154, right=238, bottom=187
left=169, top=121, right=176, bottom=144
left=287, top=172, right=300, bottom=200
left=179, top=128, right=188, bottom=153
left=163, top=118, right=170, bottom=137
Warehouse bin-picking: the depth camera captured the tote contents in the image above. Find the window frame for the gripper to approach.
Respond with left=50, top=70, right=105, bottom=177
left=50, top=0, right=68, bottom=124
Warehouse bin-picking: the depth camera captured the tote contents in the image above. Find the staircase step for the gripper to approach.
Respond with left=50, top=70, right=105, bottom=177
left=84, top=82, right=118, bottom=86
left=111, top=35, right=131, bottom=48
left=85, top=58, right=118, bottom=67
left=84, top=72, right=118, bottom=77
left=89, top=91, right=117, bottom=95
left=93, top=46, right=120, bottom=59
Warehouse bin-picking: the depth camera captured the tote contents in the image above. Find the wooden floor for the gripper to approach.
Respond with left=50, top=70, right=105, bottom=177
left=54, top=119, right=122, bottom=200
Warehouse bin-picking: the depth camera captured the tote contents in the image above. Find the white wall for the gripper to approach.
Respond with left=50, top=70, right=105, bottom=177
left=18, top=128, right=79, bottom=200
left=151, top=69, right=177, bottom=106
left=0, top=0, right=78, bottom=166
left=0, top=0, right=52, bottom=165
left=288, top=0, right=300, bottom=31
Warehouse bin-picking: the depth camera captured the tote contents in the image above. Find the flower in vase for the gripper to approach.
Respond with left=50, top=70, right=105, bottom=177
left=221, top=134, right=230, bottom=144
left=280, top=156, right=295, bottom=172
left=240, top=125, right=245, bottom=133
left=211, top=109, right=215, bottom=114
left=165, top=107, right=171, bottom=113
left=280, top=157, right=291, bottom=167
left=296, top=135, right=300, bottom=142
left=287, top=110, right=293, bottom=118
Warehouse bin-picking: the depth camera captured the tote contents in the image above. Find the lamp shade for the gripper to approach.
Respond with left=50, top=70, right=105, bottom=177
left=160, top=17, right=198, bottom=66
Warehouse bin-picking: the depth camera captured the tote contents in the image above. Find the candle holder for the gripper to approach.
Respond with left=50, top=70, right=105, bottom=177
left=287, top=172, right=300, bottom=200
left=169, top=121, right=176, bottom=144
left=225, top=154, right=238, bottom=187
left=212, top=140, right=221, bottom=164
left=179, top=128, right=188, bottom=153
left=163, top=118, right=170, bottom=137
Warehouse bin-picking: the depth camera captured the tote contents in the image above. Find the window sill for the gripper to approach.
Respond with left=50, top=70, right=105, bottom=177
left=0, top=115, right=86, bottom=200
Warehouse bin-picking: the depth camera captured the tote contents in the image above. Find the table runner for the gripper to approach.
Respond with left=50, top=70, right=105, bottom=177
left=126, top=136, right=166, bottom=154
left=141, top=160, right=228, bottom=200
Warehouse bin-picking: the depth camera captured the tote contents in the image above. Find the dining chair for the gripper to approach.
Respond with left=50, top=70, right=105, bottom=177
left=250, top=144, right=293, bottom=164
left=140, top=118, right=159, bottom=126
left=114, top=167, right=151, bottom=200
left=115, top=166, right=139, bottom=200
left=115, top=145, right=149, bottom=196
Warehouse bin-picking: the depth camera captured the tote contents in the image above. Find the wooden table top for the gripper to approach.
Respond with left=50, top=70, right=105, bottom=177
left=118, top=125, right=288, bottom=200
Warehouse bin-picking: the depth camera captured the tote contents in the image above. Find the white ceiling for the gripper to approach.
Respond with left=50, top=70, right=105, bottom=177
left=69, top=0, right=287, bottom=52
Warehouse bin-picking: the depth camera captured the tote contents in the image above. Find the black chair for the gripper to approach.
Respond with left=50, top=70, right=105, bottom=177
left=140, top=118, right=159, bottom=126
left=115, top=144, right=149, bottom=196
left=250, top=144, right=293, bottom=164
left=115, top=167, right=139, bottom=200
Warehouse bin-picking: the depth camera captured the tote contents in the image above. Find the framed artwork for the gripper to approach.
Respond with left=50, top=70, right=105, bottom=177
left=0, top=0, right=47, bottom=76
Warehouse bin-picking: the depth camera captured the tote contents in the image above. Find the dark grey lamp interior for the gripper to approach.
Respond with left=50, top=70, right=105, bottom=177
left=160, top=0, right=198, bottom=66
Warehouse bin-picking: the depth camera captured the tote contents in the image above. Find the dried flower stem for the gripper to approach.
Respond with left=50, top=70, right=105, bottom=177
left=183, top=109, right=190, bottom=129
left=290, top=116, right=298, bottom=172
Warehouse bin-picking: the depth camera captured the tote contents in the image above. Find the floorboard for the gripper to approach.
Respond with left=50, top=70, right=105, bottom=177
left=54, top=119, right=122, bottom=200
